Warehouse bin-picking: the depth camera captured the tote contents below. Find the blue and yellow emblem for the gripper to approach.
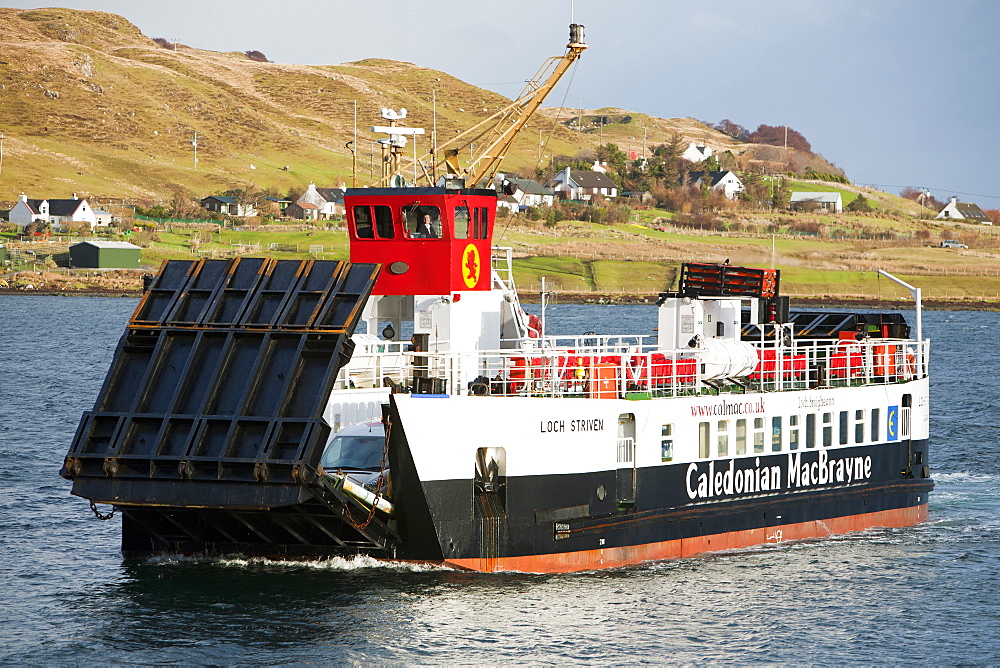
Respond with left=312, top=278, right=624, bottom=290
left=886, top=405, right=899, bottom=441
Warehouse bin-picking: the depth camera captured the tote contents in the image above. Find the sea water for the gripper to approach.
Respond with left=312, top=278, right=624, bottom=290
left=1, top=297, right=997, bottom=664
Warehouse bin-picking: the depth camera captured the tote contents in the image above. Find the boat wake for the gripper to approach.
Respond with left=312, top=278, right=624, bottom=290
left=143, top=553, right=452, bottom=572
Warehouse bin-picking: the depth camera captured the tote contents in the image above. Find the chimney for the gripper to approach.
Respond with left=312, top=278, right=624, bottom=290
left=72, top=193, right=78, bottom=200
left=950, top=196, right=958, bottom=205
left=19, top=193, right=28, bottom=202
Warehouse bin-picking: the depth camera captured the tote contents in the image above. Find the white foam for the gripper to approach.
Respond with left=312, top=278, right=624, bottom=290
left=144, top=553, right=450, bottom=572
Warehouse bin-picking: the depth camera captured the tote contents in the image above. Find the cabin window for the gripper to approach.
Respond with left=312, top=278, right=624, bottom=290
left=698, top=421, right=710, bottom=458
left=871, top=408, right=881, bottom=442
left=855, top=409, right=865, bottom=443
left=353, top=205, right=394, bottom=239
left=788, top=415, right=799, bottom=450
left=353, top=206, right=374, bottom=239
left=717, top=420, right=729, bottom=457
left=806, top=414, right=816, bottom=448
left=403, top=204, right=442, bottom=239
left=373, top=205, right=394, bottom=238
left=771, top=416, right=782, bottom=452
left=753, top=417, right=764, bottom=453
left=454, top=206, right=470, bottom=239
left=823, top=412, right=833, bottom=447
left=735, top=419, right=747, bottom=455
left=661, top=424, right=673, bottom=462
left=839, top=411, right=849, bottom=445
left=476, top=207, right=490, bottom=239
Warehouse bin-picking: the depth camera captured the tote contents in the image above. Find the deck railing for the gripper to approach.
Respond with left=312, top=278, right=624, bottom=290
left=334, top=337, right=930, bottom=399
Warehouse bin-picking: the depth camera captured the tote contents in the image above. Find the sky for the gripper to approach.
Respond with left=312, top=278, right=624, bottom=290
left=3, top=0, right=999, bottom=205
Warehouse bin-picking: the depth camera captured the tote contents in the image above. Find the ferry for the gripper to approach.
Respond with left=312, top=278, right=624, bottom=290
left=60, top=24, right=932, bottom=573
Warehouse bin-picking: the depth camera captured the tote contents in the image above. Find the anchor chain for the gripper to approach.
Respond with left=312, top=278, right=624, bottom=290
left=342, top=415, right=392, bottom=532
left=89, top=500, right=116, bottom=520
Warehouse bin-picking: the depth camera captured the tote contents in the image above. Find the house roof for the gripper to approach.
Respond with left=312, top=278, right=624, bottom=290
left=293, top=202, right=319, bottom=210
left=315, top=187, right=345, bottom=203
left=71, top=240, right=141, bottom=250
left=688, top=171, right=741, bottom=187
left=955, top=202, right=989, bottom=220
left=790, top=191, right=842, bottom=203
left=563, top=170, right=617, bottom=188
left=23, top=198, right=86, bottom=215
left=46, top=199, right=87, bottom=216
left=507, top=178, right=550, bottom=196
left=203, top=195, right=238, bottom=204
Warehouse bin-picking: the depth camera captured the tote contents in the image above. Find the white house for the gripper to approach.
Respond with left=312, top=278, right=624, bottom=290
left=201, top=196, right=257, bottom=217
left=688, top=171, right=745, bottom=200
left=295, top=183, right=346, bottom=219
left=497, top=176, right=555, bottom=208
left=790, top=192, right=843, bottom=213
left=547, top=167, right=618, bottom=201
left=682, top=143, right=713, bottom=163
left=936, top=196, right=991, bottom=224
left=9, top=194, right=98, bottom=231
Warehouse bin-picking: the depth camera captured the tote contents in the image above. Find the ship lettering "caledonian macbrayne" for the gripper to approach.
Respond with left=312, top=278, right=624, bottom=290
left=686, top=450, right=874, bottom=500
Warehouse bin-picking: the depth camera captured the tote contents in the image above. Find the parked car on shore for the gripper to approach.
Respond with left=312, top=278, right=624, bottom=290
left=940, top=239, right=968, bottom=248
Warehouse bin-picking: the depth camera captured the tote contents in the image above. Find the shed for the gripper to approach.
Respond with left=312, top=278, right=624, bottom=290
left=69, top=240, right=142, bottom=268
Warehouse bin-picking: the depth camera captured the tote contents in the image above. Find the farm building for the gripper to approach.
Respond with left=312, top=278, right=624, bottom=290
left=69, top=240, right=142, bottom=268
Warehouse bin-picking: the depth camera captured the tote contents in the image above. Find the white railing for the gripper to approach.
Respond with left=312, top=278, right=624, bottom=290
left=333, top=337, right=930, bottom=399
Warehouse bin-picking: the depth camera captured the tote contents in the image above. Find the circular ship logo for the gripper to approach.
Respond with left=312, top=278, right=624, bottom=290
left=462, top=244, right=480, bottom=288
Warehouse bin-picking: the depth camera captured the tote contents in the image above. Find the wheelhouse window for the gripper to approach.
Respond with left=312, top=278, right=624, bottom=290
left=353, top=205, right=374, bottom=239
left=403, top=204, right=442, bottom=239
left=353, top=205, right=394, bottom=239
left=735, top=419, right=747, bottom=455
left=717, top=420, right=730, bottom=457
left=475, top=207, right=490, bottom=239
left=699, top=421, right=710, bottom=459
left=753, top=417, right=765, bottom=453
left=454, top=206, right=470, bottom=239
left=771, top=416, right=782, bottom=452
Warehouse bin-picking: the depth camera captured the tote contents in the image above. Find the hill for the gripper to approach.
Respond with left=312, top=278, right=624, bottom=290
left=1, top=7, right=837, bottom=204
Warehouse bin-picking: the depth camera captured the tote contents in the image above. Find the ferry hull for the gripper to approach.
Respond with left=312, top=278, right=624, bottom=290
left=445, top=503, right=929, bottom=573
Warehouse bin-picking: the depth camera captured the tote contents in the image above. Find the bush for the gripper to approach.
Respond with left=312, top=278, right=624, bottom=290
left=244, top=50, right=270, bottom=62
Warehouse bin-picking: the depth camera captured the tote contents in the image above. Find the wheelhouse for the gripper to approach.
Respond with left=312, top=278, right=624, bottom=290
left=346, top=187, right=498, bottom=296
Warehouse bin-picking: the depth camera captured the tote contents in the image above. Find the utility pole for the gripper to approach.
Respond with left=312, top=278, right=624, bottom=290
left=783, top=125, right=787, bottom=150
left=191, top=131, right=198, bottom=170
left=643, top=126, right=647, bottom=159
left=0, top=132, right=4, bottom=175
left=352, top=101, right=357, bottom=187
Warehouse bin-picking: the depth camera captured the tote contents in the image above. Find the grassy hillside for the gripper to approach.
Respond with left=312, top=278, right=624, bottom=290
left=0, top=7, right=764, bottom=204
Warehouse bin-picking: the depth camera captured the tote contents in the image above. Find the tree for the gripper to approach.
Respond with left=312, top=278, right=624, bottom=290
left=746, top=124, right=812, bottom=153
left=984, top=209, right=1000, bottom=225
left=596, top=143, right=628, bottom=175
left=714, top=119, right=748, bottom=139
left=771, top=178, right=790, bottom=210
left=847, top=194, right=872, bottom=213
left=244, top=50, right=270, bottom=63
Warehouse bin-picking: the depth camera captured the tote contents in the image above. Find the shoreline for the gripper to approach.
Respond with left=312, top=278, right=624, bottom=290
left=1, top=288, right=997, bottom=311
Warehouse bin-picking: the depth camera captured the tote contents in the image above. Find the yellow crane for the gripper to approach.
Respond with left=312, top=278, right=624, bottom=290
left=378, top=23, right=587, bottom=189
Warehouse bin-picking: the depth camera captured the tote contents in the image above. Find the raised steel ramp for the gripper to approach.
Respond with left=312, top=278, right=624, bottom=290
left=61, top=258, right=398, bottom=557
